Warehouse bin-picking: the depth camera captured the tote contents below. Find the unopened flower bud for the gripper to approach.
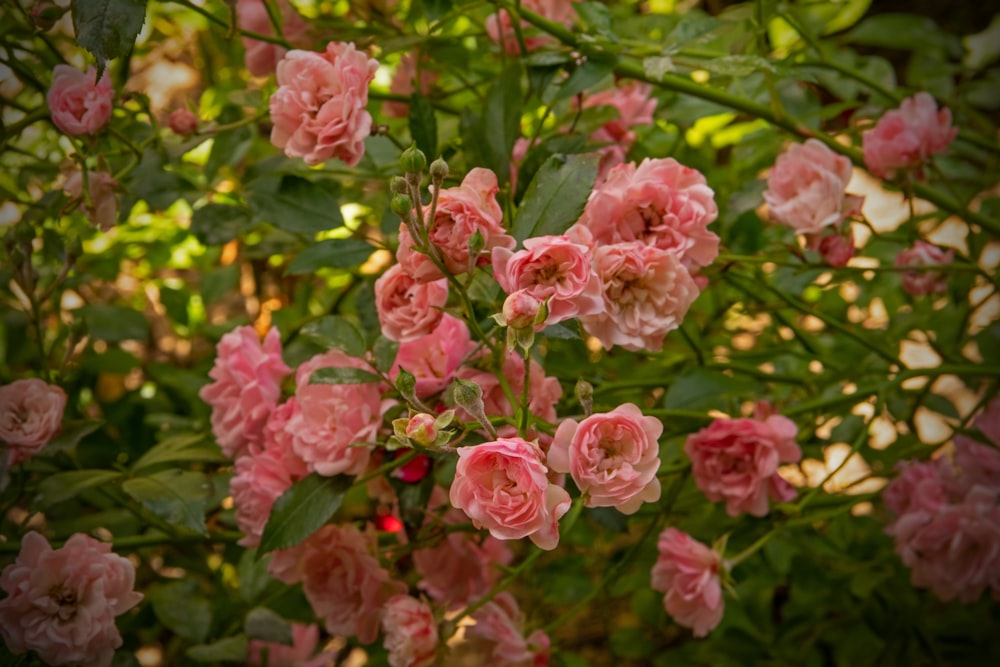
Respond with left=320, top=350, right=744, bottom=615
left=429, top=157, right=449, bottom=183
left=575, top=378, right=594, bottom=417
left=405, top=413, right=437, bottom=446
left=391, top=193, right=413, bottom=218
left=400, top=144, right=427, bottom=174
left=390, top=176, right=409, bottom=194
left=168, top=108, right=198, bottom=136
left=502, top=290, right=543, bottom=329
left=817, top=230, right=854, bottom=268
left=452, top=377, right=496, bottom=438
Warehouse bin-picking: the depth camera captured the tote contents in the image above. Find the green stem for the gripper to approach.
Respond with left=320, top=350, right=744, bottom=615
left=0, top=530, right=243, bottom=555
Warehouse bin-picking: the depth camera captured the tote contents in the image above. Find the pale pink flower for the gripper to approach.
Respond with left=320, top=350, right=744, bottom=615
left=684, top=414, right=802, bottom=517
left=486, top=0, right=575, bottom=54
left=230, top=445, right=297, bottom=547
left=764, top=139, right=863, bottom=235
left=0, top=378, right=66, bottom=467
left=381, top=595, right=439, bottom=667
left=954, top=438, right=1000, bottom=497
left=455, top=350, right=562, bottom=423
left=63, top=170, right=118, bottom=231
left=396, top=168, right=514, bottom=282
left=238, top=0, right=310, bottom=77
left=895, top=241, right=954, bottom=296
left=375, top=264, right=449, bottom=342
left=651, top=528, right=724, bottom=637
left=391, top=314, right=474, bottom=398
left=287, top=350, right=385, bottom=476
left=582, top=81, right=658, bottom=180
left=882, top=458, right=955, bottom=517
left=260, top=398, right=310, bottom=477
left=492, top=235, right=603, bottom=327
left=449, top=437, right=571, bottom=550
left=862, top=92, right=957, bottom=179
left=572, top=158, right=719, bottom=271
left=167, top=108, right=198, bottom=136
left=199, top=326, right=290, bottom=460
left=580, top=242, right=700, bottom=352
left=47, top=64, right=113, bottom=136
left=413, top=526, right=513, bottom=608
left=247, top=622, right=335, bottom=667
left=0, top=532, right=143, bottom=667
left=465, top=592, right=551, bottom=667
left=383, top=52, right=439, bottom=119
left=269, top=42, right=378, bottom=166
left=549, top=403, right=663, bottom=514
left=268, top=524, right=405, bottom=643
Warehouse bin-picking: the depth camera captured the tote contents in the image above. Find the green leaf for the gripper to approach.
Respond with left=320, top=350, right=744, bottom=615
left=286, top=238, right=375, bottom=275
left=201, top=264, right=240, bottom=305
left=848, top=13, right=961, bottom=54
left=80, top=305, right=149, bottom=341
left=72, top=0, right=147, bottom=71
left=245, top=607, right=293, bottom=645
left=237, top=548, right=272, bottom=603
left=190, top=204, right=251, bottom=246
left=80, top=348, right=142, bottom=374
left=206, top=107, right=254, bottom=180
left=482, top=64, right=523, bottom=185
left=308, top=366, right=382, bottom=385
left=663, top=367, right=755, bottom=411
left=34, top=469, right=123, bottom=508
left=258, top=474, right=352, bottom=555
left=45, top=419, right=103, bottom=452
left=545, top=59, right=614, bottom=104
left=148, top=579, right=212, bottom=643
left=609, top=627, right=654, bottom=659
left=187, top=635, right=249, bottom=663
left=247, top=175, right=345, bottom=234
left=132, top=433, right=226, bottom=472
left=122, top=470, right=211, bottom=535
left=409, top=93, right=437, bottom=158
left=512, top=153, right=600, bottom=242
left=372, top=336, right=399, bottom=374
left=301, top=315, right=367, bottom=358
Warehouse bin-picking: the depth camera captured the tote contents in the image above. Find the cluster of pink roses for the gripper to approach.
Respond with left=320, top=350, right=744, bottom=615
left=882, top=398, right=1000, bottom=603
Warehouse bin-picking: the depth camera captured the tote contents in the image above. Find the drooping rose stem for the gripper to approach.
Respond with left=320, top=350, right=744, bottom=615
left=519, top=345, right=532, bottom=437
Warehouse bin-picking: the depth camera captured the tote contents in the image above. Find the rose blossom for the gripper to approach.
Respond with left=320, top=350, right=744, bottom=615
left=571, top=157, right=719, bottom=271
left=764, top=139, right=863, bottom=235
left=268, top=523, right=406, bottom=643
left=815, top=229, right=855, bottom=267
left=375, top=263, right=449, bottom=342
left=492, top=235, right=603, bottom=328
left=651, top=527, right=724, bottom=637
left=582, top=81, right=658, bottom=180
left=895, top=241, right=954, bottom=296
left=413, top=526, right=513, bottom=608
left=230, top=445, right=298, bottom=547
left=238, top=0, right=310, bottom=77
left=455, top=349, right=562, bottom=424
left=396, top=168, right=515, bottom=282
left=287, top=350, right=386, bottom=476
left=381, top=595, right=439, bottom=667
left=167, top=108, right=198, bottom=136
left=486, top=0, right=575, bottom=54
left=199, top=326, right=290, bottom=460
left=465, top=592, right=551, bottom=667
left=549, top=403, right=663, bottom=514
left=684, top=413, right=802, bottom=517
left=269, top=41, right=378, bottom=166
left=247, top=622, right=336, bottom=667
left=0, top=378, right=66, bottom=466
left=390, top=314, right=474, bottom=398
left=383, top=52, right=439, bottom=119
left=46, top=64, right=114, bottom=136
left=63, top=169, right=118, bottom=231
left=862, top=92, right=957, bottom=179
left=882, top=458, right=954, bottom=517
left=0, top=532, right=143, bottom=667
left=580, top=242, right=700, bottom=352
left=449, top=437, right=571, bottom=550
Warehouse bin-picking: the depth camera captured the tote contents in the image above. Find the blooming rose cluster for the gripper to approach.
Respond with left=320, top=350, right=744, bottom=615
left=0, top=377, right=66, bottom=467
left=651, top=528, right=725, bottom=637
left=863, top=92, right=957, bottom=179
left=882, top=398, right=1000, bottom=603
left=0, top=532, right=143, bottom=667
left=46, top=64, right=114, bottom=137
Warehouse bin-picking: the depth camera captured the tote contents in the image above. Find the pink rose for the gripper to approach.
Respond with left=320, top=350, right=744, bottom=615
left=972, top=395, right=1000, bottom=446
left=238, top=0, right=310, bottom=77
left=0, top=532, right=143, bottom=667
left=954, top=437, right=1000, bottom=497
left=651, top=528, right=724, bottom=637
left=580, top=242, right=700, bottom=352
left=268, top=524, right=406, bottom=643
left=0, top=378, right=66, bottom=467
left=375, top=264, right=449, bottom=342
left=230, top=444, right=298, bottom=547
left=383, top=52, right=439, bottom=119
left=492, top=235, right=603, bottom=328
left=502, top=290, right=544, bottom=329
left=862, top=92, right=957, bottom=179
left=199, top=326, right=290, bottom=460
left=247, top=622, right=336, bottom=667
left=269, top=41, right=378, bottom=166
left=572, top=157, right=719, bottom=271
left=396, top=168, right=514, bottom=282
left=449, top=437, right=571, bottom=550
left=549, top=403, right=663, bottom=514
left=888, top=486, right=1000, bottom=603
left=63, top=169, right=118, bottom=231
left=815, top=228, right=855, bottom=268
left=287, top=350, right=386, bottom=476
left=167, top=108, right=198, bottom=136
left=413, top=525, right=513, bottom=608
left=882, top=458, right=954, bottom=517
left=455, top=349, right=562, bottom=424
left=684, top=414, right=802, bottom=517
left=391, top=314, right=474, bottom=398
left=485, top=0, right=575, bottom=54
left=764, top=139, right=863, bottom=235
left=381, top=595, right=439, bottom=667
left=582, top=81, right=658, bottom=180
left=465, top=592, right=551, bottom=667
left=46, top=64, right=114, bottom=136
left=895, top=241, right=954, bottom=296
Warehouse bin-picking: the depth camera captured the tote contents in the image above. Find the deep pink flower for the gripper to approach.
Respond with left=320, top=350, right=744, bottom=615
left=651, top=528, right=724, bottom=637
left=167, top=108, right=198, bottom=136
left=449, top=437, right=571, bottom=550
left=684, top=414, right=802, bottom=517
left=199, top=326, right=290, bottom=460
left=895, top=241, right=954, bottom=296
left=381, top=595, right=439, bottom=667
left=549, top=403, right=663, bottom=514
left=0, top=378, right=66, bottom=467
left=247, top=622, right=335, bottom=667
left=862, top=92, right=957, bottom=179
left=815, top=228, right=855, bottom=268
left=269, top=42, right=378, bottom=166
left=391, top=314, right=475, bottom=398
left=485, top=0, right=575, bottom=54
left=238, top=0, right=310, bottom=77
left=47, top=65, right=113, bottom=136
left=0, top=532, right=143, bottom=667
left=465, top=592, right=551, bottom=667
left=375, top=263, right=449, bottom=342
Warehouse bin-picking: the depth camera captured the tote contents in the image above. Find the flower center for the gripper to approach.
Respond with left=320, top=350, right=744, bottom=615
left=49, top=584, right=79, bottom=621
